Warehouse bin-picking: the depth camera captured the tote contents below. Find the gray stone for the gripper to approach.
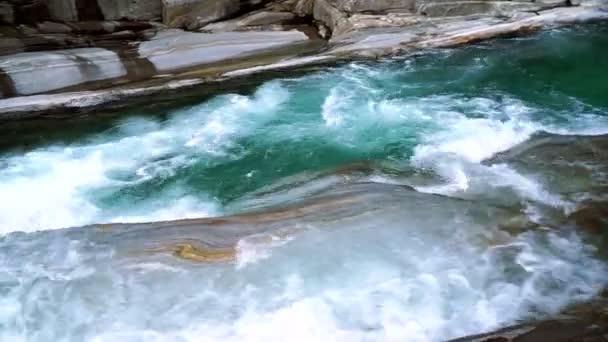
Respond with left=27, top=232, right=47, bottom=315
left=0, top=48, right=127, bottom=95
left=36, top=21, right=73, bottom=34
left=314, top=0, right=419, bottom=38
left=0, top=38, right=25, bottom=55
left=238, top=11, right=295, bottom=26
left=200, top=20, right=241, bottom=32
left=62, top=21, right=114, bottom=33
left=97, top=0, right=162, bottom=21
left=46, top=0, right=78, bottom=21
left=294, top=0, right=315, bottom=15
left=332, top=0, right=415, bottom=13
left=416, top=1, right=549, bottom=17
left=0, top=2, right=14, bottom=24
left=202, top=10, right=296, bottom=32
left=162, top=0, right=269, bottom=29
left=313, top=0, right=349, bottom=35
left=138, top=29, right=309, bottom=72
left=265, top=0, right=298, bottom=12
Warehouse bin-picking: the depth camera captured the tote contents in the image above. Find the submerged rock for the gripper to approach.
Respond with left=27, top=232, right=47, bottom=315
left=29, top=182, right=526, bottom=263
left=489, top=133, right=608, bottom=233
left=489, top=133, right=608, bottom=197
left=450, top=297, right=608, bottom=341
left=450, top=319, right=608, bottom=341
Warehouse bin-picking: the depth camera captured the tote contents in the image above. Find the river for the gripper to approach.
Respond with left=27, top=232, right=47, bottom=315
left=0, top=23, right=607, bottom=342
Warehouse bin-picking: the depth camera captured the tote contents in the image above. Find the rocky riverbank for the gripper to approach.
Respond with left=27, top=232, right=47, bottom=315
left=0, top=0, right=607, bottom=119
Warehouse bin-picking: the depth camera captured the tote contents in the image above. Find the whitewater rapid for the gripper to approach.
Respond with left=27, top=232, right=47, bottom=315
left=1, top=74, right=604, bottom=233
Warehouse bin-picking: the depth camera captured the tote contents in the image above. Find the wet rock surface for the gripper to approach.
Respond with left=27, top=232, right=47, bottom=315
left=490, top=134, right=608, bottom=188
left=450, top=296, right=608, bottom=341
left=4, top=181, right=526, bottom=264
left=487, top=134, right=608, bottom=238
left=0, top=0, right=606, bottom=118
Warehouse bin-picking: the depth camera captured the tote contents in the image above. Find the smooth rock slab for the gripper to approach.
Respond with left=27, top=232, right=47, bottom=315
left=138, top=29, right=310, bottom=72
left=28, top=182, right=525, bottom=263
left=0, top=48, right=127, bottom=96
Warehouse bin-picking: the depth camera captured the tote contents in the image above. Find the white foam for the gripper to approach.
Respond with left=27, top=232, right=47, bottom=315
left=11, top=228, right=598, bottom=342
left=0, top=82, right=288, bottom=233
left=236, top=234, right=294, bottom=269
left=184, top=81, right=288, bottom=152
left=404, top=96, right=571, bottom=207
left=413, top=117, right=537, bottom=164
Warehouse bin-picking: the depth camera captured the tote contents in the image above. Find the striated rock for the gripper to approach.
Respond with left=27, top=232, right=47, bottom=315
left=162, top=0, right=270, bottom=29
left=138, top=29, right=309, bottom=72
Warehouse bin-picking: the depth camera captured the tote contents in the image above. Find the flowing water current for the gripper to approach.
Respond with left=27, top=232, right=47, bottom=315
left=1, top=23, right=608, bottom=341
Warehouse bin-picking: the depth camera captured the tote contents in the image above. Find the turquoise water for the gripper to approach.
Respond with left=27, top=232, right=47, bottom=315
left=0, top=23, right=607, bottom=342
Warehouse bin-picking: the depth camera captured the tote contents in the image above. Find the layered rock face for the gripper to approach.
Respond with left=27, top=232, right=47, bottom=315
left=1, top=0, right=273, bottom=27
left=3, top=0, right=161, bottom=23
left=0, top=0, right=602, bottom=110
left=162, top=0, right=271, bottom=29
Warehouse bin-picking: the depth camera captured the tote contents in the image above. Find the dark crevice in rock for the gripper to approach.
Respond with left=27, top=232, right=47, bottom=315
left=57, top=50, right=104, bottom=82
left=76, top=0, right=105, bottom=21
left=0, top=69, right=17, bottom=98
left=203, top=0, right=273, bottom=27
left=290, top=14, right=324, bottom=40
left=13, top=0, right=51, bottom=24
left=103, top=41, right=158, bottom=82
